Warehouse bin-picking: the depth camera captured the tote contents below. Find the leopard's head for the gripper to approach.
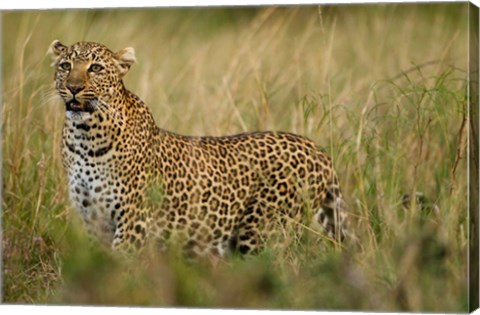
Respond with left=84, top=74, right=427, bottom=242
left=48, top=40, right=136, bottom=113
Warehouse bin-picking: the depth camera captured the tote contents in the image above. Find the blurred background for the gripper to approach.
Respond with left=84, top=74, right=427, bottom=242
left=2, top=3, right=470, bottom=311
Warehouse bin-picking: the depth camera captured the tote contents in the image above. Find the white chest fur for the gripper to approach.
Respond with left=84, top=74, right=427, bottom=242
left=63, top=113, right=119, bottom=245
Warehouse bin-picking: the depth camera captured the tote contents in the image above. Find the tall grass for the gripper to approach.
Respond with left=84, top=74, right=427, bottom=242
left=2, top=4, right=470, bottom=311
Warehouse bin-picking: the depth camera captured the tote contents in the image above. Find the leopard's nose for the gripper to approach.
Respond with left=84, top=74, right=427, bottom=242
left=66, top=83, right=85, bottom=95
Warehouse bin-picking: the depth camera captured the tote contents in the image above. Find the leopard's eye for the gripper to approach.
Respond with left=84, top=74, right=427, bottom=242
left=89, top=64, right=104, bottom=73
left=59, top=62, right=71, bottom=71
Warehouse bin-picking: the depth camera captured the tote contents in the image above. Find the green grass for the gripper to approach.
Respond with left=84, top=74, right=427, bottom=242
left=2, top=4, right=470, bottom=311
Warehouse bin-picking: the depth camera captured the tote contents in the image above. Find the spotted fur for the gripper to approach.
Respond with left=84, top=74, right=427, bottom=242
left=49, top=40, right=350, bottom=255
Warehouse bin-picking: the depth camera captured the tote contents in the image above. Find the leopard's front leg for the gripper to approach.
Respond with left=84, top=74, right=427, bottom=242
left=111, top=203, right=150, bottom=252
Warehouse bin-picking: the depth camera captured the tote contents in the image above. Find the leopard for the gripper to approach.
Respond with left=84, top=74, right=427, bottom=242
left=48, top=40, right=351, bottom=256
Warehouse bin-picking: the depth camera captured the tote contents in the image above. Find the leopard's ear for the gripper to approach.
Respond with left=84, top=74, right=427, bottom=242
left=47, top=40, right=68, bottom=65
left=115, top=47, right=136, bottom=77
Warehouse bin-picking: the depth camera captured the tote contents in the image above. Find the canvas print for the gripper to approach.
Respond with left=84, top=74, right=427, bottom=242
left=2, top=2, right=478, bottom=312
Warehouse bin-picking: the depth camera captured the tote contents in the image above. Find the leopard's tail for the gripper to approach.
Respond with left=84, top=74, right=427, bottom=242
left=314, top=173, right=351, bottom=244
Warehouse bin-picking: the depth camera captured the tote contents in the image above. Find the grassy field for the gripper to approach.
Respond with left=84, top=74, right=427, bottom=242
left=2, top=3, right=471, bottom=311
